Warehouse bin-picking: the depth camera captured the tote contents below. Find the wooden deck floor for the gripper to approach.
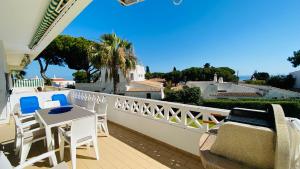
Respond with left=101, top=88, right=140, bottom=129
left=0, top=119, right=204, bottom=169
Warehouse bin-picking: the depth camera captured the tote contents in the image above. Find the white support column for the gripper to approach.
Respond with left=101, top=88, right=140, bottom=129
left=0, top=40, right=9, bottom=124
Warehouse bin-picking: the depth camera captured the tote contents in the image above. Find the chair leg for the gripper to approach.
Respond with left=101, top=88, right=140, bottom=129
left=97, top=123, right=102, bottom=133
left=51, top=133, right=55, bottom=148
left=43, top=139, right=47, bottom=147
left=20, top=142, right=32, bottom=164
left=103, top=120, right=109, bottom=136
left=93, top=136, right=99, bottom=160
left=15, top=136, right=21, bottom=155
left=86, top=142, right=91, bottom=149
left=59, top=135, right=65, bottom=161
left=70, top=146, right=77, bottom=169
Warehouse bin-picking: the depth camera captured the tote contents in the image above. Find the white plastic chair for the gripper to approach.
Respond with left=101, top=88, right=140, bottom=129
left=13, top=115, right=46, bottom=164
left=84, top=100, right=96, bottom=112
left=58, top=115, right=99, bottom=169
left=74, top=98, right=96, bottom=114
left=14, top=114, right=38, bottom=155
left=42, top=100, right=61, bottom=109
left=94, top=102, right=109, bottom=136
left=74, top=98, right=87, bottom=108
left=0, top=151, right=67, bottom=169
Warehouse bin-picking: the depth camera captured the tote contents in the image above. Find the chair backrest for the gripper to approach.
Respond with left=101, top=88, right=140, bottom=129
left=71, top=115, right=97, bottom=143
left=94, top=102, right=108, bottom=116
left=20, top=96, right=40, bottom=115
left=74, top=98, right=86, bottom=108
left=74, top=99, right=95, bottom=112
left=52, top=94, right=69, bottom=106
left=85, top=100, right=95, bottom=112
left=13, top=115, right=24, bottom=136
left=42, top=101, right=60, bottom=109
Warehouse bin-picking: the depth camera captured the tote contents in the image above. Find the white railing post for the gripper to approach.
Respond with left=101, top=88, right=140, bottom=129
left=202, top=112, right=209, bottom=131
left=164, top=104, right=170, bottom=122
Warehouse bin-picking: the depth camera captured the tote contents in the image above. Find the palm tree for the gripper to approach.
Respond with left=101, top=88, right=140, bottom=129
left=97, top=33, right=137, bottom=94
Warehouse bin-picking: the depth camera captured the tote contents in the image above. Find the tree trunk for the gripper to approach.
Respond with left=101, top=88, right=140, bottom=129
left=41, top=71, right=48, bottom=80
left=37, top=58, right=49, bottom=81
left=86, top=69, right=91, bottom=83
left=112, top=66, right=119, bottom=94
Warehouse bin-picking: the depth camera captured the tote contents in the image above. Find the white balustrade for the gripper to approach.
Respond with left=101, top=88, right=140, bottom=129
left=13, top=79, right=44, bottom=88
left=69, top=89, right=230, bottom=132
left=69, top=89, right=230, bottom=155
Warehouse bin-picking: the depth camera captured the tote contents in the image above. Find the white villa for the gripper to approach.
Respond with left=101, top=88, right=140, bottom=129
left=76, top=65, right=165, bottom=100
left=187, top=74, right=300, bottom=99
left=0, top=1, right=299, bottom=169
left=51, top=75, right=75, bottom=88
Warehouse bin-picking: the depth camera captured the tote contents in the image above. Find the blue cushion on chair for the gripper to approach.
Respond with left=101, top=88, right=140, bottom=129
left=20, top=96, right=41, bottom=114
left=52, top=94, right=69, bottom=106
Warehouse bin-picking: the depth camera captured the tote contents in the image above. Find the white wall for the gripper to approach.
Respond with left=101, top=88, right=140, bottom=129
left=186, top=81, right=216, bottom=98
left=96, top=68, right=127, bottom=93
left=125, top=91, right=162, bottom=100
left=0, top=41, right=9, bottom=123
left=77, top=65, right=146, bottom=94
left=108, top=106, right=204, bottom=156
left=291, top=70, right=300, bottom=89
left=128, top=65, right=145, bottom=81
left=76, top=81, right=126, bottom=94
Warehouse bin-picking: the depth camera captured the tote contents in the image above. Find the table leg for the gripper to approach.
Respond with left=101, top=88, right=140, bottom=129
left=45, top=126, right=54, bottom=166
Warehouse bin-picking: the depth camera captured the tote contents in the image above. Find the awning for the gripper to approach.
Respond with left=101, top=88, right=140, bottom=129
left=28, top=0, right=70, bottom=49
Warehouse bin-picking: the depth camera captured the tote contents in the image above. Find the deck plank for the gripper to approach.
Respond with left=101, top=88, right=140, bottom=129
left=0, top=119, right=203, bottom=169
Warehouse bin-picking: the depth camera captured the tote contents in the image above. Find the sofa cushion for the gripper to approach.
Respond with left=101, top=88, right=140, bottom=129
left=210, top=122, right=275, bottom=169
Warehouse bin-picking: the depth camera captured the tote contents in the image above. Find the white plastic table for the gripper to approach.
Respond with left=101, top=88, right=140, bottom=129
left=36, top=106, right=95, bottom=164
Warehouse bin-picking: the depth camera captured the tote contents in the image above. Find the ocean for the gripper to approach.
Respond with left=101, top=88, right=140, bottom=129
left=239, top=75, right=251, bottom=81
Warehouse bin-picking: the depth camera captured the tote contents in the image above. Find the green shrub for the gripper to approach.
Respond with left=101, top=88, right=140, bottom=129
left=73, top=70, right=88, bottom=83
left=44, top=79, right=52, bottom=86
left=245, top=80, right=266, bottom=85
left=164, top=87, right=202, bottom=105
left=202, top=99, right=300, bottom=118
left=266, top=75, right=295, bottom=89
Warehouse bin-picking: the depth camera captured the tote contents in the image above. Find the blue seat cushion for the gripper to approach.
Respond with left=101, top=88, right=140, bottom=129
left=20, top=96, right=41, bottom=114
left=52, top=94, right=69, bottom=106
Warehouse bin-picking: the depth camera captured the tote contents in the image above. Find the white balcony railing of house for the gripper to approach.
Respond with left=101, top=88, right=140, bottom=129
left=13, top=79, right=44, bottom=88
left=70, top=90, right=231, bottom=155
left=5, top=89, right=231, bottom=156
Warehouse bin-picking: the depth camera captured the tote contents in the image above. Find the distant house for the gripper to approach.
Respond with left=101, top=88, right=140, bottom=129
left=125, top=80, right=164, bottom=100
left=76, top=65, right=165, bottom=100
left=51, top=75, right=75, bottom=88
left=186, top=74, right=300, bottom=99
left=290, top=70, right=300, bottom=89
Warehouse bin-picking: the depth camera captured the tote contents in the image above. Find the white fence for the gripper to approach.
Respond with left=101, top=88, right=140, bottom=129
left=13, top=79, right=44, bottom=88
left=69, top=89, right=230, bottom=155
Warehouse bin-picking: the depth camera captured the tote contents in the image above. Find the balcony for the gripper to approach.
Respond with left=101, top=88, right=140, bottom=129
left=0, top=89, right=299, bottom=169
left=0, top=120, right=202, bottom=169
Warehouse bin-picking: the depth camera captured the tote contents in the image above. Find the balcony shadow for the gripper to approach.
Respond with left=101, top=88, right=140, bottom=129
left=106, top=121, right=203, bottom=169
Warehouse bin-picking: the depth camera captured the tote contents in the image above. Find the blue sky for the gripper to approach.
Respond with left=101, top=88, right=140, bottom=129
left=26, top=0, right=300, bottom=80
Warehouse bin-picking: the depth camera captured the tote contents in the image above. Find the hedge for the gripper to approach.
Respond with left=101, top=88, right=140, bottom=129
left=202, top=99, right=300, bottom=119
left=244, top=80, right=266, bottom=85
